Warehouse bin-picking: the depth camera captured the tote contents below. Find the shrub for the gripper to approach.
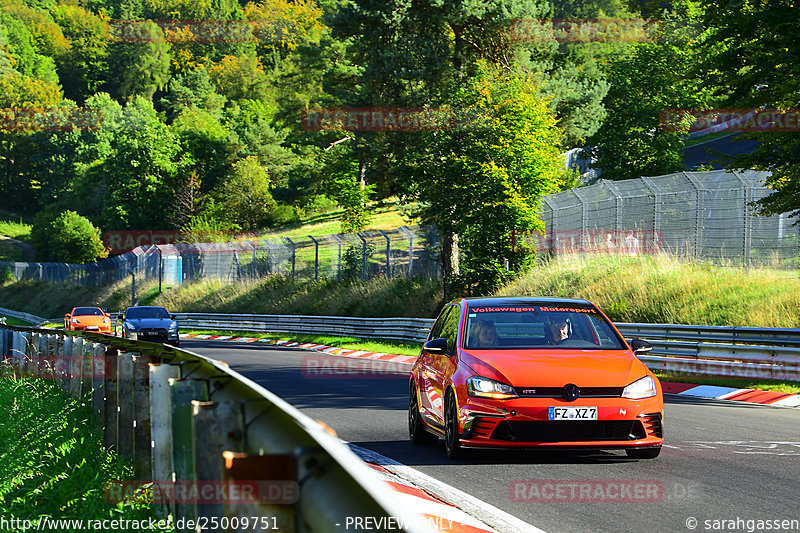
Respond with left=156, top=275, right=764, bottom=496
left=30, top=210, right=108, bottom=263
left=268, top=204, right=300, bottom=227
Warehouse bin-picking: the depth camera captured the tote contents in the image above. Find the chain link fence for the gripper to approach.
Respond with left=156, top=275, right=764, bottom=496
left=2, top=170, right=797, bottom=287
left=534, top=169, right=799, bottom=268
left=0, top=226, right=442, bottom=286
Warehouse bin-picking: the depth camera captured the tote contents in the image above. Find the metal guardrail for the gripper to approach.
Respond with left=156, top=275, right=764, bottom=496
left=174, top=313, right=436, bottom=344
left=0, top=324, right=427, bottom=532
left=172, top=313, right=800, bottom=381
left=4, top=307, right=800, bottom=381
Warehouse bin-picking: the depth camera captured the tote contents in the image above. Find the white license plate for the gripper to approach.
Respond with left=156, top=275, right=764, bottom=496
left=548, top=406, right=597, bottom=420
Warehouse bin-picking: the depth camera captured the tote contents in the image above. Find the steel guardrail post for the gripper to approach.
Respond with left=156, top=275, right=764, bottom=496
left=133, top=355, right=154, bottom=480
left=150, top=363, right=181, bottom=519
left=69, top=336, right=81, bottom=399
left=117, top=352, right=135, bottom=461
left=170, top=378, right=208, bottom=525
left=192, top=400, right=244, bottom=532
left=103, top=347, right=119, bottom=452
left=91, top=343, right=105, bottom=431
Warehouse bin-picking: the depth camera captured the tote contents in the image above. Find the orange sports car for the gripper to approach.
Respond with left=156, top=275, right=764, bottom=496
left=64, top=306, right=112, bottom=334
left=409, top=297, right=664, bottom=459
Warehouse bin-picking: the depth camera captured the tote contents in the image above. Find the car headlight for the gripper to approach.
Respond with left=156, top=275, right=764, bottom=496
left=72, top=318, right=80, bottom=324
left=168, top=322, right=178, bottom=332
left=622, top=376, right=657, bottom=399
left=124, top=322, right=137, bottom=331
left=466, top=376, right=518, bottom=400
left=103, top=317, right=109, bottom=323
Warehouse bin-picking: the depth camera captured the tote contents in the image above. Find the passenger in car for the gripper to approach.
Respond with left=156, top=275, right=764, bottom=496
left=473, top=320, right=499, bottom=347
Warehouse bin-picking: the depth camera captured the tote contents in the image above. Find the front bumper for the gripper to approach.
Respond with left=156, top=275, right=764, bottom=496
left=72, top=324, right=112, bottom=334
left=457, top=396, right=664, bottom=449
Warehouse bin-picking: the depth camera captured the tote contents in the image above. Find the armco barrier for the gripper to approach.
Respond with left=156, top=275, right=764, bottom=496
left=171, top=313, right=800, bottom=381
left=0, top=324, right=429, bottom=532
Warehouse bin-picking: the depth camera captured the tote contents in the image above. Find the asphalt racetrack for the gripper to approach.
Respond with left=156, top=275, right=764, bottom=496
left=184, top=338, right=800, bottom=533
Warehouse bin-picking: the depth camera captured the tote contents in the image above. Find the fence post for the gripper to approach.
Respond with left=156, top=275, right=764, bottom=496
left=330, top=234, right=343, bottom=281
left=308, top=235, right=320, bottom=282
left=572, top=188, right=589, bottom=251
left=357, top=233, right=367, bottom=280
left=378, top=230, right=391, bottom=277
left=284, top=237, right=296, bottom=280
left=399, top=226, right=414, bottom=278
left=682, top=173, right=705, bottom=260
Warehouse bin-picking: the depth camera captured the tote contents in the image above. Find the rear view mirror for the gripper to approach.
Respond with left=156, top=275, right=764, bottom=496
left=117, top=314, right=124, bottom=320
left=171, top=315, right=177, bottom=320
left=65, top=313, right=70, bottom=318
left=630, top=339, right=652, bottom=356
left=424, top=338, right=448, bottom=354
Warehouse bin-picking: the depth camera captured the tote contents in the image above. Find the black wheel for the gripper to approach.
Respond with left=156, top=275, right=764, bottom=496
left=444, top=392, right=464, bottom=460
left=626, top=446, right=661, bottom=459
left=409, top=384, right=437, bottom=445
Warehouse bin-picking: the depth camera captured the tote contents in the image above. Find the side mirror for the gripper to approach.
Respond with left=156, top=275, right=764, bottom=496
left=65, top=313, right=71, bottom=319
left=117, top=314, right=124, bottom=320
left=171, top=314, right=177, bottom=320
left=630, top=339, right=652, bottom=356
left=423, top=338, right=448, bottom=354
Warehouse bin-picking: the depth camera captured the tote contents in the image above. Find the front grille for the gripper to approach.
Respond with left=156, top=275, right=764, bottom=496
left=640, top=413, right=663, bottom=438
left=515, top=386, right=624, bottom=398
left=491, top=420, right=647, bottom=442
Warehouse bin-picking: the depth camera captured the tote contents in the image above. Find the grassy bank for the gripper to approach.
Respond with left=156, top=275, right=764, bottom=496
left=0, top=375, right=167, bottom=529
left=2, top=254, right=799, bottom=326
left=501, top=254, right=800, bottom=327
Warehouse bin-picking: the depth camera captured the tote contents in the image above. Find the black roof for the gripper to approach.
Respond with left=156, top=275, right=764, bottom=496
left=458, top=296, right=593, bottom=306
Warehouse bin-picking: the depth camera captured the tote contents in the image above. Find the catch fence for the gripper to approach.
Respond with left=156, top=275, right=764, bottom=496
left=535, top=169, right=799, bottom=268
left=0, top=226, right=442, bottom=286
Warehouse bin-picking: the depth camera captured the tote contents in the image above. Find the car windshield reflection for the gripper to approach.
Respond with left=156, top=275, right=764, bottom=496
left=126, top=307, right=170, bottom=319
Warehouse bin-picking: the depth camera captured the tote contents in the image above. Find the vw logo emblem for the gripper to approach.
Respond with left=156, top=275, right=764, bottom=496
left=562, top=383, right=580, bottom=402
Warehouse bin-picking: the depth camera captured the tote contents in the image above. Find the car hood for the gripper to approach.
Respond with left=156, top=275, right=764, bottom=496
left=459, top=349, right=644, bottom=387
left=126, top=318, right=175, bottom=328
left=72, top=316, right=107, bottom=324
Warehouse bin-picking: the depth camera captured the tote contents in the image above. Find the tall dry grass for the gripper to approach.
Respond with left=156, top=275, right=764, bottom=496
left=500, top=253, right=800, bottom=327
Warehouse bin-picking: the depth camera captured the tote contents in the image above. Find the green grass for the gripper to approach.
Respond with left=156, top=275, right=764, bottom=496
left=0, top=215, right=32, bottom=241
left=259, top=200, right=415, bottom=241
left=186, top=329, right=423, bottom=356
left=654, top=371, right=800, bottom=394
left=501, top=253, right=800, bottom=327
left=0, top=373, right=169, bottom=530
left=0, top=315, right=33, bottom=326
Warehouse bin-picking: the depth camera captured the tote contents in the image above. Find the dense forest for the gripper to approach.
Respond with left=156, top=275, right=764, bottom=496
left=0, top=0, right=797, bottom=292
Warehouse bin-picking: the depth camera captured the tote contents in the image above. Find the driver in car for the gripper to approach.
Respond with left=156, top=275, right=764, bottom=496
left=546, top=317, right=572, bottom=345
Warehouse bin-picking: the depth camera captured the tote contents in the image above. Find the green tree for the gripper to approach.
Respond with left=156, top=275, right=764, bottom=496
left=588, top=17, right=711, bottom=181
left=52, top=4, right=110, bottom=103
left=101, top=97, right=189, bottom=229
left=110, top=19, right=172, bottom=101
left=400, top=66, right=566, bottom=294
left=216, top=156, right=277, bottom=231
left=30, top=209, right=108, bottom=263
left=696, top=0, right=800, bottom=220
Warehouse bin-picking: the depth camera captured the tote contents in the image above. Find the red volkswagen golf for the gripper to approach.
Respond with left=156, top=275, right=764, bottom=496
left=408, top=297, right=664, bottom=459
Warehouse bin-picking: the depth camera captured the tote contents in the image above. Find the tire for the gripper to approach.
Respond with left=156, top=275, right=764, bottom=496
left=626, top=446, right=661, bottom=459
left=444, top=392, right=464, bottom=460
left=409, top=384, right=437, bottom=445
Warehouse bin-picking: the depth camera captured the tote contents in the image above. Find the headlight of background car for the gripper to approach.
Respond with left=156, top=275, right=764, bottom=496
left=466, top=376, right=518, bottom=399
left=622, top=376, right=657, bottom=399
left=72, top=318, right=80, bottom=324
left=168, top=322, right=178, bottom=332
left=103, top=317, right=109, bottom=323
left=124, top=322, right=137, bottom=331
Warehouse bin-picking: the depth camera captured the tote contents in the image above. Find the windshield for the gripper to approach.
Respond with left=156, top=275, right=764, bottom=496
left=464, top=304, right=626, bottom=350
left=126, top=307, right=170, bottom=319
left=73, top=307, right=103, bottom=316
